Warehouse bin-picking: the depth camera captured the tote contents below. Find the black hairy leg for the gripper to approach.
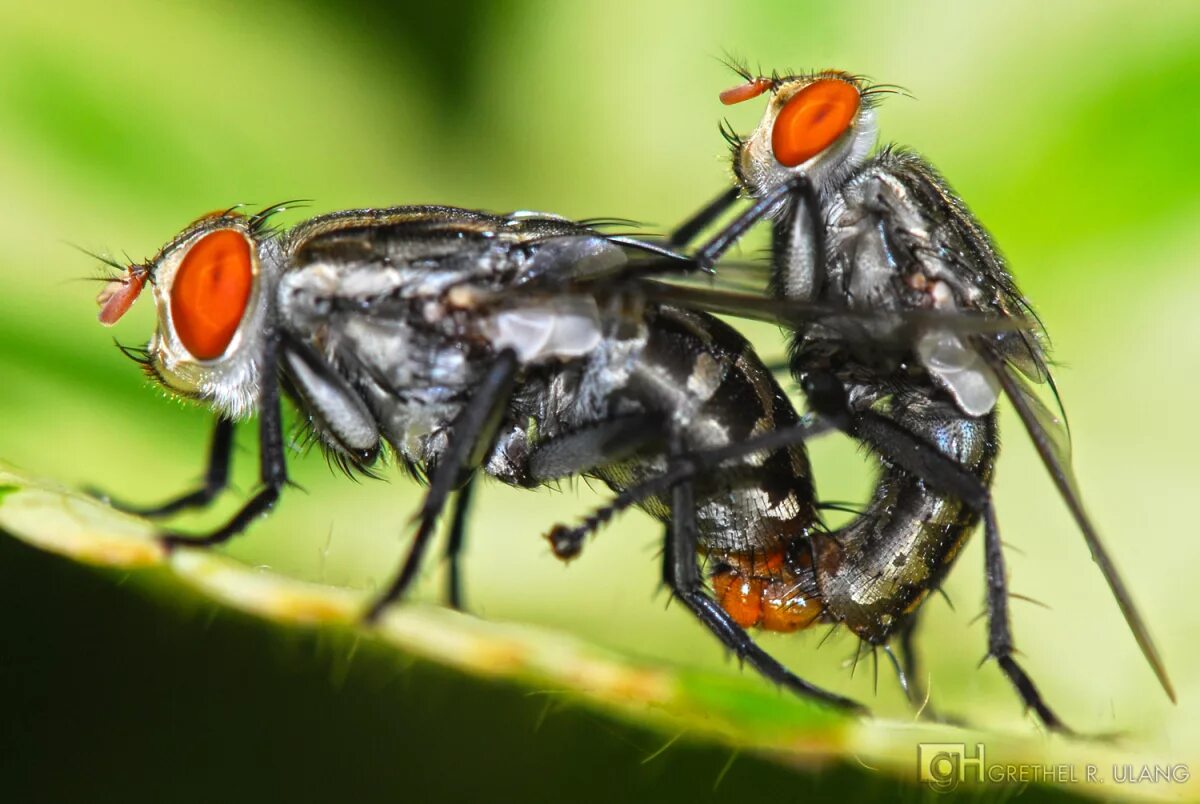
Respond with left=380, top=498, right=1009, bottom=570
left=894, top=609, right=967, bottom=727
left=661, top=438, right=866, bottom=714
left=667, top=186, right=742, bottom=249
left=689, top=175, right=812, bottom=270
left=982, top=505, right=1068, bottom=732
left=365, top=350, right=519, bottom=622
left=544, top=416, right=829, bottom=560
left=801, top=370, right=1070, bottom=732
left=89, top=416, right=235, bottom=518
left=443, top=477, right=474, bottom=611
left=160, top=337, right=289, bottom=550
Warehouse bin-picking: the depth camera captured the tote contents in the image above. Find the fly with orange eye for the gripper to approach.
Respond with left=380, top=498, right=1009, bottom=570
left=720, top=73, right=863, bottom=168
left=86, top=207, right=290, bottom=549
left=91, top=203, right=951, bottom=719
left=592, top=64, right=1174, bottom=733
left=95, top=200, right=302, bottom=354
left=90, top=203, right=1014, bottom=722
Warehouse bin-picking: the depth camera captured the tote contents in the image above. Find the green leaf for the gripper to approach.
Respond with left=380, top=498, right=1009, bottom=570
left=1, top=466, right=1173, bottom=802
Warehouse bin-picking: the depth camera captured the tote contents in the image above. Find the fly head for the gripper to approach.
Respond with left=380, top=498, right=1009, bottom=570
left=720, top=69, right=881, bottom=202
left=96, top=210, right=279, bottom=420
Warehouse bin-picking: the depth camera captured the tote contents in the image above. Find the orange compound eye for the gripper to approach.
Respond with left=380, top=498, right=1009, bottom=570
left=771, top=78, right=861, bottom=167
left=170, top=229, right=254, bottom=360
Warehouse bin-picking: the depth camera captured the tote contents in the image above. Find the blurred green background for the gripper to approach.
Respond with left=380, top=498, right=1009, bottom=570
left=1, top=0, right=1198, bottom=798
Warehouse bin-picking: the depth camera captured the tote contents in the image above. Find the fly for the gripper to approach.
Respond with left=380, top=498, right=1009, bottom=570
left=554, top=67, right=1173, bottom=731
left=90, top=203, right=985, bottom=715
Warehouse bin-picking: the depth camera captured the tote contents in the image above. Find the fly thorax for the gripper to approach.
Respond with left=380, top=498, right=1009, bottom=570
left=772, top=152, right=882, bottom=307
left=362, top=375, right=460, bottom=467
left=829, top=170, right=918, bottom=307
left=337, top=316, right=424, bottom=390
left=277, top=263, right=347, bottom=332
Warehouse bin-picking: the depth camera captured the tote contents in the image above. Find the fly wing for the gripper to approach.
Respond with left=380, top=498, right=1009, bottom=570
left=981, top=349, right=1175, bottom=702
left=887, top=151, right=1173, bottom=700
left=646, top=256, right=776, bottom=294
left=515, top=232, right=686, bottom=289
left=632, top=279, right=1025, bottom=346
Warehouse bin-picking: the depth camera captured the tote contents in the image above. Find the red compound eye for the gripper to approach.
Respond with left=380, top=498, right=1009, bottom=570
left=170, top=229, right=253, bottom=360
left=771, top=78, right=861, bottom=167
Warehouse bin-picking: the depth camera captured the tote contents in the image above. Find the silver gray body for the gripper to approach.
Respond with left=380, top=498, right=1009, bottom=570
left=272, top=206, right=817, bottom=557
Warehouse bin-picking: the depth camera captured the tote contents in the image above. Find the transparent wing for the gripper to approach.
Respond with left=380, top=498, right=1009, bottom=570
left=660, top=257, right=775, bottom=294
left=634, top=279, right=1025, bottom=346
left=983, top=350, right=1175, bottom=702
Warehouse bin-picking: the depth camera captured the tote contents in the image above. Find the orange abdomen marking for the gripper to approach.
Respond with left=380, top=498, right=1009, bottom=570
left=713, top=572, right=763, bottom=629
left=712, top=551, right=823, bottom=633
left=170, top=229, right=253, bottom=360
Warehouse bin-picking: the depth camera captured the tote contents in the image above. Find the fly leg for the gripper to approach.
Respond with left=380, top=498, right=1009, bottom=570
left=517, top=415, right=667, bottom=560
left=983, top=505, right=1068, bottom=732
left=89, top=417, right=234, bottom=517
left=604, top=180, right=792, bottom=283
left=599, top=179, right=802, bottom=285
left=439, top=413, right=667, bottom=611
left=895, top=611, right=966, bottom=726
left=801, top=371, right=1070, bottom=732
left=160, top=337, right=288, bottom=549
left=896, top=615, right=927, bottom=708
left=544, top=450, right=722, bottom=561
left=688, top=175, right=814, bottom=270
left=491, top=412, right=863, bottom=712
left=364, top=350, right=519, bottom=622
left=544, top=417, right=830, bottom=559
left=662, top=439, right=865, bottom=714
left=444, top=414, right=666, bottom=608
left=443, top=478, right=474, bottom=611
left=535, top=423, right=867, bottom=712
left=667, top=186, right=742, bottom=249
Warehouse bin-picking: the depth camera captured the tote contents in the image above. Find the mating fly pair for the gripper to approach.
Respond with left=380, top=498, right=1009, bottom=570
left=89, top=66, right=1171, bottom=731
